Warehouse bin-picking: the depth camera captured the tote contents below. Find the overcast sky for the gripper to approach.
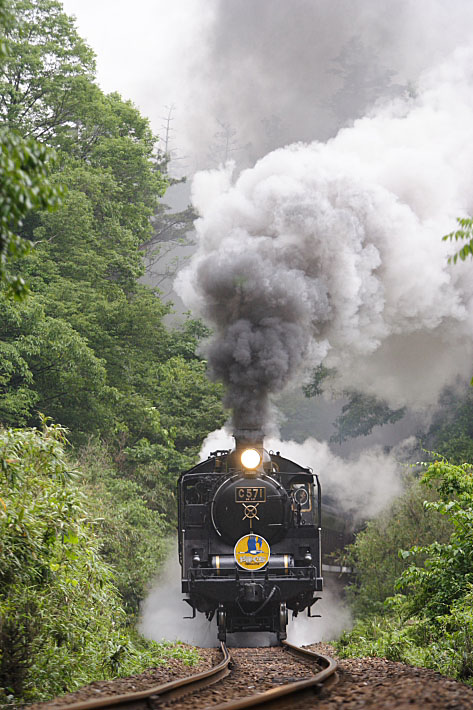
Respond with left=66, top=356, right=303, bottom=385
left=60, top=0, right=473, bottom=175
left=61, top=0, right=213, bottom=168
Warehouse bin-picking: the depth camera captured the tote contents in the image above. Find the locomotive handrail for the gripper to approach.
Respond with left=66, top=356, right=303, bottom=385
left=315, top=472, right=322, bottom=578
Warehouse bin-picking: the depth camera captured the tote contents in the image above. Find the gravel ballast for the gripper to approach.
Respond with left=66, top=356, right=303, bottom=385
left=28, top=643, right=473, bottom=709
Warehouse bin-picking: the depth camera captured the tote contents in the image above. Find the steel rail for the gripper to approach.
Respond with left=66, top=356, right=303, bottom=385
left=205, top=640, right=338, bottom=710
left=54, top=642, right=231, bottom=710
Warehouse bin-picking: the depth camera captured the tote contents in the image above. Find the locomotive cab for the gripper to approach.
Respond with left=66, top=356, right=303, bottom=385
left=178, top=435, right=324, bottom=641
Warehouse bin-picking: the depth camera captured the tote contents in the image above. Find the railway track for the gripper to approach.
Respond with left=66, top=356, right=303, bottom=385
left=54, top=643, right=231, bottom=710
left=208, top=641, right=338, bottom=710
left=50, top=642, right=337, bottom=710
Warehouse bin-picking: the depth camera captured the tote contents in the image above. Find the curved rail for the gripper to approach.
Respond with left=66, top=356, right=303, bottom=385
left=57, top=641, right=231, bottom=710
left=207, top=641, right=338, bottom=710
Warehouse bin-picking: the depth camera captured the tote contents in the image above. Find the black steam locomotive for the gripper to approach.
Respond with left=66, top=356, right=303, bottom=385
left=178, top=432, right=351, bottom=641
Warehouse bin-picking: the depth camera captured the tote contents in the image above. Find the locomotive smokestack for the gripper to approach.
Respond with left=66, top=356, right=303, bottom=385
left=234, top=428, right=264, bottom=450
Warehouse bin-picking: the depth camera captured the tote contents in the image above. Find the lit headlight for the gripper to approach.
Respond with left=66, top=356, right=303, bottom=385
left=241, top=448, right=261, bottom=470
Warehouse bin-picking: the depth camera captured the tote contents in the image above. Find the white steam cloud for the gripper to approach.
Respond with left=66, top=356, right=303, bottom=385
left=176, top=46, right=473, bottom=431
left=201, top=428, right=410, bottom=519
left=139, top=545, right=217, bottom=648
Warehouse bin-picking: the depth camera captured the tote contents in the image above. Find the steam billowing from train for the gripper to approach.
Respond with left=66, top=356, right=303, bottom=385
left=176, top=47, right=473, bottom=434
left=182, top=0, right=473, bottom=169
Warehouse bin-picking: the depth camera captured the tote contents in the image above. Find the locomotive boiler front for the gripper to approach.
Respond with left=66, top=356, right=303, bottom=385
left=211, top=473, right=291, bottom=545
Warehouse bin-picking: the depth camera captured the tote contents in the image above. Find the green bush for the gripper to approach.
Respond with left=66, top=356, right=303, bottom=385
left=337, top=459, right=473, bottom=684
left=0, top=422, right=198, bottom=703
left=396, top=461, right=473, bottom=619
left=77, top=441, right=171, bottom=619
left=344, top=475, right=451, bottom=617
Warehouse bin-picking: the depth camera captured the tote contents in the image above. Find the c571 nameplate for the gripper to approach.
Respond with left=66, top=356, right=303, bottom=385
left=235, top=486, right=266, bottom=503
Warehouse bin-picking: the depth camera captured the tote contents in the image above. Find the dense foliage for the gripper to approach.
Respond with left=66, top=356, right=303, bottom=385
left=338, top=460, right=473, bottom=684
left=77, top=441, right=170, bottom=619
left=343, top=475, right=451, bottom=618
left=0, top=0, right=225, bottom=462
left=423, top=386, right=473, bottom=464
left=0, top=0, right=226, bottom=702
left=0, top=423, right=199, bottom=703
left=0, top=0, right=225, bottom=455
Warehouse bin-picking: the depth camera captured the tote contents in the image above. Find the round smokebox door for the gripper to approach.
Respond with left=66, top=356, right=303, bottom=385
left=211, top=474, right=289, bottom=545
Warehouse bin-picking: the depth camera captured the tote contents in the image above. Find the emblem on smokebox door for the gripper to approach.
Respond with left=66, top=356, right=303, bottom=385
left=236, top=485, right=266, bottom=528
left=242, top=503, right=259, bottom=526
left=234, top=534, right=270, bottom=571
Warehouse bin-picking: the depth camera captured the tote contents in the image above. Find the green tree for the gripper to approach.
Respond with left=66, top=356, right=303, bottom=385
left=302, top=364, right=335, bottom=398
left=0, top=421, right=126, bottom=700
left=330, top=391, right=406, bottom=444
left=0, top=297, right=113, bottom=435
left=78, top=442, right=169, bottom=619
left=144, top=202, right=196, bottom=293
left=1, top=0, right=167, bottom=297
left=338, top=459, right=473, bottom=684
left=0, top=422, right=199, bottom=703
left=0, top=128, right=62, bottom=298
left=0, top=0, right=95, bottom=138
left=0, top=0, right=64, bottom=297
left=396, top=460, right=473, bottom=619
left=303, top=365, right=406, bottom=443
left=0, top=0, right=226, bottom=638
left=345, top=476, right=451, bottom=617
left=423, top=386, right=473, bottom=464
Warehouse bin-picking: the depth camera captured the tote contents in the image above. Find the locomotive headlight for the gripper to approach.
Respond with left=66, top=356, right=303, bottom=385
left=241, top=448, right=261, bottom=470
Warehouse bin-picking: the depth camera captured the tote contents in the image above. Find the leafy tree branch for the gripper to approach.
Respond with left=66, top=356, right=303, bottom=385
left=443, top=216, right=473, bottom=264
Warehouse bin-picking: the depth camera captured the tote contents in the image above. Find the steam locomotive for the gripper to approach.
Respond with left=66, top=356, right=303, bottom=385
left=178, top=431, right=352, bottom=641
